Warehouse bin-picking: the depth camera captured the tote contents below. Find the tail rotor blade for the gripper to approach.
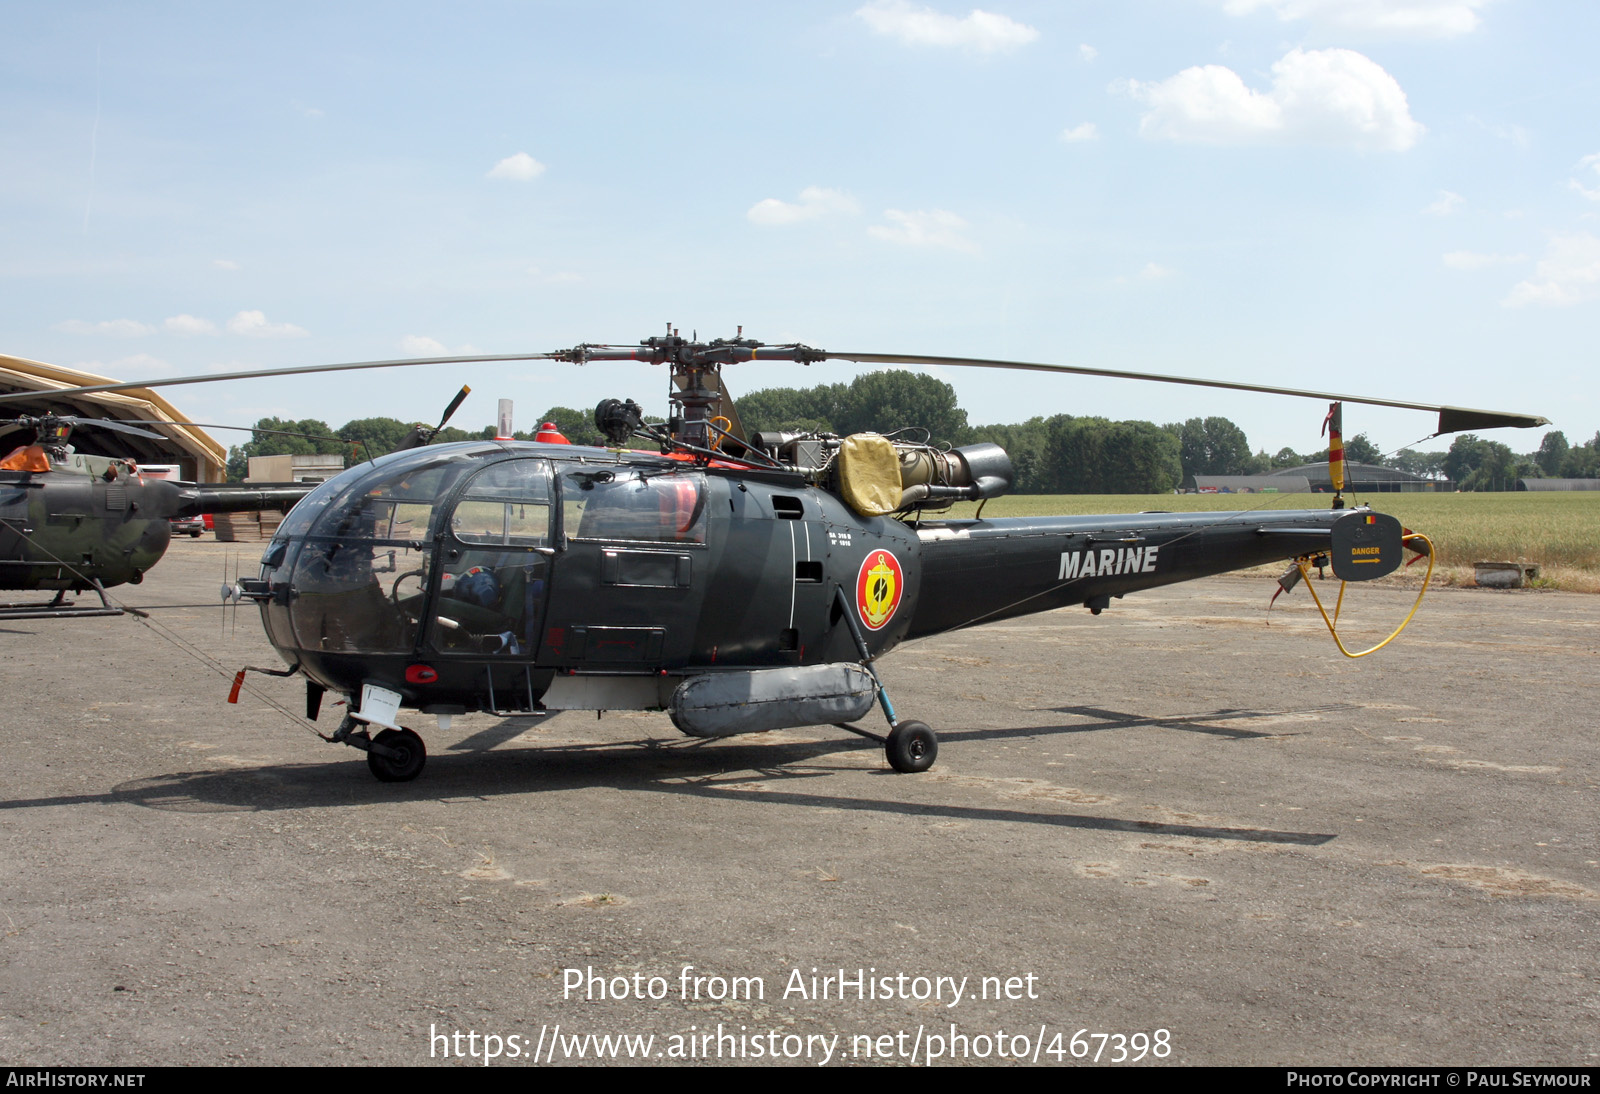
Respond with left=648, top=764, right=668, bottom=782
left=436, top=385, right=471, bottom=432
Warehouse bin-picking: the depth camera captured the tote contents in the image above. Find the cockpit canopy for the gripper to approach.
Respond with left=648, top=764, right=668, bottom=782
left=257, top=443, right=709, bottom=659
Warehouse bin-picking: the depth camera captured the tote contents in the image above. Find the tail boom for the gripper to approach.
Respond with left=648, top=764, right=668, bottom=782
left=906, top=507, right=1400, bottom=637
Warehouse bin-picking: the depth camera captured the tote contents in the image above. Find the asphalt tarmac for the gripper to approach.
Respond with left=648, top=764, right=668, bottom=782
left=1, top=536, right=1595, bottom=1067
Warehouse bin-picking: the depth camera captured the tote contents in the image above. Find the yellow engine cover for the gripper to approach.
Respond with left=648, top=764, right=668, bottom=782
left=838, top=434, right=903, bottom=517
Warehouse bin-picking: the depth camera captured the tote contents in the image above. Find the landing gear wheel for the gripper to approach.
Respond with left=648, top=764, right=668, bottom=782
left=366, top=728, right=427, bottom=782
left=885, top=720, right=937, bottom=773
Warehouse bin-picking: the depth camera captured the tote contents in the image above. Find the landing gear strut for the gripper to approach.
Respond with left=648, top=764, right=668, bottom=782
left=330, top=714, right=429, bottom=783
left=833, top=584, right=941, bottom=774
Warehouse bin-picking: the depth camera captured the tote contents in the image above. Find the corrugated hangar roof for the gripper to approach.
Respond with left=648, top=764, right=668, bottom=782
left=0, top=353, right=227, bottom=482
left=1190, top=475, right=1313, bottom=494
left=1187, top=463, right=1440, bottom=495
left=1518, top=477, right=1600, bottom=491
left=1273, top=461, right=1432, bottom=484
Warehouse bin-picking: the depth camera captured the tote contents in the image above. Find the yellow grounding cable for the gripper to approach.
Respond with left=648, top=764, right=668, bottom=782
left=1297, top=532, right=1435, bottom=658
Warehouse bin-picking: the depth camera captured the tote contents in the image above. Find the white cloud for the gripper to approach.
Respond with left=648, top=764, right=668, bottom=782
left=1126, top=48, right=1424, bottom=151
left=213, top=258, right=240, bottom=271
left=52, top=318, right=155, bottom=337
left=399, top=335, right=448, bottom=356
left=1569, top=153, right=1600, bottom=202
left=527, top=266, right=583, bottom=284
left=399, top=335, right=481, bottom=356
left=1221, top=0, right=1490, bottom=39
left=1481, top=120, right=1529, bottom=149
left=69, top=353, right=175, bottom=378
left=867, top=208, right=977, bottom=252
left=1424, top=190, right=1465, bottom=216
left=226, top=310, right=309, bottom=338
left=1080, top=44, right=1098, bottom=62
left=488, top=152, right=546, bottom=181
left=855, top=0, right=1038, bottom=54
left=1115, top=262, right=1177, bottom=284
left=1502, top=233, right=1600, bottom=307
left=1060, top=122, right=1099, bottom=142
left=746, top=187, right=860, bottom=225
left=163, top=314, right=217, bottom=335
left=1442, top=250, right=1524, bottom=270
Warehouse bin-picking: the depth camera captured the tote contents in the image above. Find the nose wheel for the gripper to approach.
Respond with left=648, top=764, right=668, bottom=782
left=366, top=727, right=427, bottom=782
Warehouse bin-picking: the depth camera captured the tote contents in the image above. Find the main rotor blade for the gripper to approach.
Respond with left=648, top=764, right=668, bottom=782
left=63, top=417, right=169, bottom=440
left=3, top=341, right=1550, bottom=437
left=0, top=415, right=169, bottom=441
left=0, top=353, right=559, bottom=404
left=120, top=420, right=352, bottom=446
left=830, top=352, right=1550, bottom=435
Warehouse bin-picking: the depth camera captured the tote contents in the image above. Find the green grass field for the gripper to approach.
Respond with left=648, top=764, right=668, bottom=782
left=938, top=490, right=1600, bottom=589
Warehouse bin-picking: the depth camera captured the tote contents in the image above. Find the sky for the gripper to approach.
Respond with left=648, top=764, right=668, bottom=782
left=2, top=0, right=1596, bottom=460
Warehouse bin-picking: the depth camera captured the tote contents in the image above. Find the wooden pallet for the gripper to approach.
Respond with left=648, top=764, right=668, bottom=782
left=211, top=511, right=278, bottom=541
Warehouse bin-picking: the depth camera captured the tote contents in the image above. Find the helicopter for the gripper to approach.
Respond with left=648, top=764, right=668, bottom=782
left=0, top=413, right=314, bottom=618
left=3, top=329, right=1547, bottom=777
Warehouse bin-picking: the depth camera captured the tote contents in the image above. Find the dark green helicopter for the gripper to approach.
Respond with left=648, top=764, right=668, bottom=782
left=0, top=413, right=313, bottom=617
left=4, top=331, right=1547, bottom=777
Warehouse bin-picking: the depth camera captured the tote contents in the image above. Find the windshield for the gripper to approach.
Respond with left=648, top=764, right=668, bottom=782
left=259, top=444, right=495, bottom=654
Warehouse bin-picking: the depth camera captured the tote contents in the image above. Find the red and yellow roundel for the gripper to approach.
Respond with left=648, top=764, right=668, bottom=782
left=856, top=549, right=904, bottom=632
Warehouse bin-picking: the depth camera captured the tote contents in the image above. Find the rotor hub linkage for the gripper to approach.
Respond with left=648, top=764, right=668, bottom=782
left=553, top=333, right=827, bottom=369
left=555, top=332, right=827, bottom=450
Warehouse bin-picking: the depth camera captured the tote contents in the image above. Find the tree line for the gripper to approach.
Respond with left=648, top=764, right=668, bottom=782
left=741, top=372, right=1597, bottom=493
left=227, top=371, right=1597, bottom=493
left=224, top=411, right=608, bottom=479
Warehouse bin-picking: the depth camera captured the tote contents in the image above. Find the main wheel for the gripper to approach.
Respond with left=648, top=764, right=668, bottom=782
left=885, top=720, right=938, bottom=773
left=367, top=727, right=427, bottom=782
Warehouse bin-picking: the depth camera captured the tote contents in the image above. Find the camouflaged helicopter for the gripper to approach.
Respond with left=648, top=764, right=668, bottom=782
left=0, top=413, right=312, bottom=618
left=1, top=330, right=1547, bottom=778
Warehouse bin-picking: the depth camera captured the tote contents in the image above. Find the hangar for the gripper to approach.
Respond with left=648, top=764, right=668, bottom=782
left=0, top=353, right=226, bottom=482
left=1188, top=462, right=1440, bottom=494
left=1517, top=477, right=1600, bottom=491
